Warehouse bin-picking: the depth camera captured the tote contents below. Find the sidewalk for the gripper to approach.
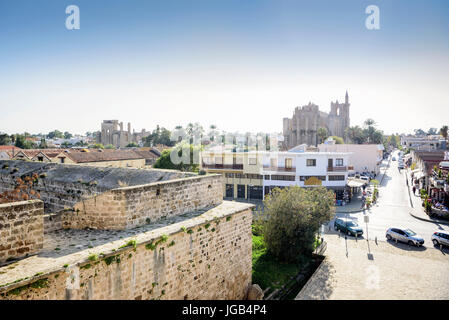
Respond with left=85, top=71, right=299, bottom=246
left=335, top=194, right=365, bottom=213
left=405, top=168, right=449, bottom=226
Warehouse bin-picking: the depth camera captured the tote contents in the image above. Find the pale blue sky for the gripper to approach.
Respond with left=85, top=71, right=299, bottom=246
left=1, top=0, right=448, bottom=135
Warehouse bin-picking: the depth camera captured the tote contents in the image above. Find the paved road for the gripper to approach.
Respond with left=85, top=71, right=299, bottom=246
left=327, top=150, right=449, bottom=246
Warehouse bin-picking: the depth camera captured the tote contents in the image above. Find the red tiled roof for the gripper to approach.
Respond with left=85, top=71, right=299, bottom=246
left=0, top=146, right=22, bottom=151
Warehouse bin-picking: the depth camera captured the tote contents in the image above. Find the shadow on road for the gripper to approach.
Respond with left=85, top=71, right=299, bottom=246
left=386, top=239, right=427, bottom=252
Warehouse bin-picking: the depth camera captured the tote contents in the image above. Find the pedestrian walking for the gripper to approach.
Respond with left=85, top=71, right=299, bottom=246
left=412, top=186, right=416, bottom=195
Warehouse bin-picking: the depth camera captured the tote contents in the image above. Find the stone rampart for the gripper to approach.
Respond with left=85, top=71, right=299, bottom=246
left=0, top=201, right=253, bottom=300
left=0, top=200, right=44, bottom=263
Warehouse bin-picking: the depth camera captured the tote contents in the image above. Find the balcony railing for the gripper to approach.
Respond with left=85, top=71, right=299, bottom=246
left=201, top=163, right=243, bottom=170
left=327, top=166, right=347, bottom=172
left=262, top=166, right=296, bottom=172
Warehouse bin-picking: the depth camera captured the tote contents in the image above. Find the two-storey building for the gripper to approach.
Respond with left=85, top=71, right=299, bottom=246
left=200, top=149, right=351, bottom=201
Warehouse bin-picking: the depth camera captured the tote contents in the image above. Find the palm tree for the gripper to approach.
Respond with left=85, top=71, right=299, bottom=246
left=440, top=125, right=448, bottom=140
left=317, top=127, right=328, bottom=144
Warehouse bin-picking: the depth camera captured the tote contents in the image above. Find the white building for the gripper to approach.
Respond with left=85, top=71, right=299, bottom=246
left=318, top=140, right=384, bottom=175
left=200, top=148, right=351, bottom=200
left=400, top=135, right=446, bottom=151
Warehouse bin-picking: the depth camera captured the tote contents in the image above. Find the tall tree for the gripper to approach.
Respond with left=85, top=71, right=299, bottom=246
left=47, top=130, right=64, bottom=139
left=427, top=127, right=438, bottom=135
left=317, top=127, right=329, bottom=144
left=0, top=134, right=11, bottom=145
left=258, top=186, right=335, bottom=263
left=440, top=125, right=448, bottom=140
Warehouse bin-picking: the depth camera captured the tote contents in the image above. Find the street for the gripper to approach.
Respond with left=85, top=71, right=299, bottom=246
left=330, top=150, right=449, bottom=246
left=297, top=150, right=449, bottom=299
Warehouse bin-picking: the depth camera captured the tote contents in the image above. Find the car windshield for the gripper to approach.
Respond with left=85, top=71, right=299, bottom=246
left=404, top=229, right=416, bottom=236
left=346, top=221, right=358, bottom=227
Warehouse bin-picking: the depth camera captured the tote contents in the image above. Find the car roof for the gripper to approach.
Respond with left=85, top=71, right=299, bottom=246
left=337, top=218, right=356, bottom=222
left=435, top=230, right=449, bottom=235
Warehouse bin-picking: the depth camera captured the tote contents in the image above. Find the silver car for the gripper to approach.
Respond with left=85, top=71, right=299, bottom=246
left=431, top=231, right=449, bottom=247
left=386, top=228, right=425, bottom=246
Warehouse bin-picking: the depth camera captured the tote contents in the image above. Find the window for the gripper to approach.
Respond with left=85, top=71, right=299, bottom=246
left=237, top=185, right=245, bottom=198
left=225, top=173, right=234, bottom=178
left=285, top=158, right=293, bottom=169
left=60, top=158, right=65, bottom=164
left=270, top=158, right=277, bottom=167
left=328, top=175, right=345, bottom=181
left=246, top=174, right=262, bottom=180
left=264, top=175, right=270, bottom=180
left=235, top=173, right=244, bottom=178
left=300, top=176, right=326, bottom=181
left=249, top=157, right=257, bottom=165
left=225, top=184, right=234, bottom=198
left=271, top=175, right=295, bottom=181
left=37, top=156, right=44, bottom=162
left=336, top=158, right=344, bottom=166
left=306, top=159, right=316, bottom=167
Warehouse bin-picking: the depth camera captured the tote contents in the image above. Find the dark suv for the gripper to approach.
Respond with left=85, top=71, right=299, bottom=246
left=334, top=218, right=363, bottom=237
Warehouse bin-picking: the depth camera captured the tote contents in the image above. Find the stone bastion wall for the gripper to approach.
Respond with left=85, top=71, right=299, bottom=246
left=0, top=160, right=222, bottom=230
left=0, top=160, right=195, bottom=214
left=0, top=201, right=253, bottom=300
left=63, top=174, right=223, bottom=230
left=0, top=200, right=44, bottom=264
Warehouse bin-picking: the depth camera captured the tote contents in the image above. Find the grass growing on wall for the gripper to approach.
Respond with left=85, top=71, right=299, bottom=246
left=252, top=229, right=310, bottom=291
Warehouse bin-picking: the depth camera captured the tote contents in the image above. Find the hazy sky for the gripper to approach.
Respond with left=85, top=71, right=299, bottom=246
left=1, top=0, right=449, bottom=136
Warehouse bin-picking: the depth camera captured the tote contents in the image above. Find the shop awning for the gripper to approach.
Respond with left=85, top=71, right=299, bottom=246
left=347, top=179, right=366, bottom=188
left=414, top=172, right=426, bottom=180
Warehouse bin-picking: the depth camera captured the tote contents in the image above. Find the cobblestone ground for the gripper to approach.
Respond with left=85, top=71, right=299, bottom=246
left=296, top=234, right=449, bottom=300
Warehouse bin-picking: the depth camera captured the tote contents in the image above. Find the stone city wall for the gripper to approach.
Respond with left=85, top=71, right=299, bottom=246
left=0, top=165, right=104, bottom=213
left=0, top=202, right=253, bottom=300
left=63, top=174, right=223, bottom=230
left=0, top=200, right=44, bottom=264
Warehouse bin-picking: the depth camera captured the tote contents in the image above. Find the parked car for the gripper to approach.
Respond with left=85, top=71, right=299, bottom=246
left=431, top=231, right=449, bottom=247
left=392, top=157, right=396, bottom=161
left=386, top=228, right=424, bottom=246
left=360, top=176, right=370, bottom=182
left=334, top=218, right=364, bottom=236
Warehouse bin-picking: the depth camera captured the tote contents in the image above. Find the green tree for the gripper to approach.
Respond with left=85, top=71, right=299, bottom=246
left=414, top=128, right=426, bottom=136
left=317, top=127, right=329, bottom=144
left=440, top=125, right=448, bottom=140
left=144, top=126, right=175, bottom=147
left=47, top=130, right=64, bottom=139
left=153, top=143, right=202, bottom=172
left=64, top=131, right=73, bottom=139
left=39, top=138, right=48, bottom=149
left=427, top=127, right=438, bottom=136
left=329, top=136, right=344, bottom=144
left=91, top=143, right=105, bottom=149
left=61, top=141, right=72, bottom=148
left=14, top=134, right=34, bottom=149
left=0, top=134, right=11, bottom=145
left=363, top=118, right=377, bottom=143
left=104, top=144, right=115, bottom=149
left=345, top=126, right=365, bottom=144
left=259, top=186, right=335, bottom=263
left=126, top=142, right=139, bottom=147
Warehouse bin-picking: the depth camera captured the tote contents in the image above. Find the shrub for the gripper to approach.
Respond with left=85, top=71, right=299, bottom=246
left=259, top=186, right=335, bottom=263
